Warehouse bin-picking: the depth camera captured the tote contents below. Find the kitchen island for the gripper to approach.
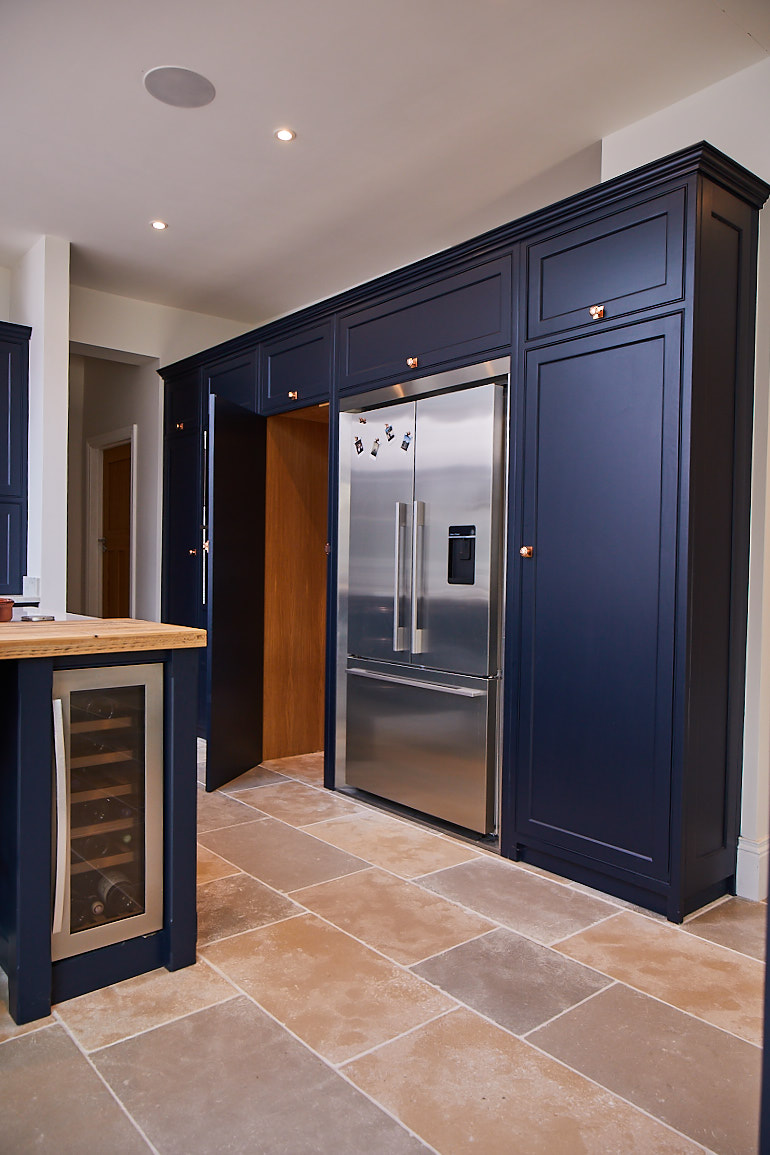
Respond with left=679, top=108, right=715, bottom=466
left=0, top=618, right=206, bottom=1024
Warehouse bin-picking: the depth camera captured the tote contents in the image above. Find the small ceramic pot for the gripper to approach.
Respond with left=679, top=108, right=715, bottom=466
left=0, top=598, right=14, bottom=622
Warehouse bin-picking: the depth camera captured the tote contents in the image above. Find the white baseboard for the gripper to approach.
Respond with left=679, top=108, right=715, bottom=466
left=736, top=835, right=770, bottom=900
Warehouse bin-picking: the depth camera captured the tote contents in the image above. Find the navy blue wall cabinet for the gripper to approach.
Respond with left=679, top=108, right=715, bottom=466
left=203, top=347, right=259, bottom=413
left=159, top=143, right=769, bottom=921
left=505, top=166, right=768, bottom=920
left=525, top=189, right=685, bottom=341
left=260, top=320, right=333, bottom=414
left=338, top=256, right=512, bottom=393
left=0, top=321, right=30, bottom=596
left=513, top=316, right=681, bottom=895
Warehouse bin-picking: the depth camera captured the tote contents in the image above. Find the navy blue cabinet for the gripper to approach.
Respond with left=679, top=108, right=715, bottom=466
left=204, top=347, right=259, bottom=413
left=0, top=322, right=30, bottom=596
left=159, top=143, right=768, bottom=920
left=514, top=317, right=681, bottom=893
left=338, top=256, right=512, bottom=393
left=260, top=320, right=333, bottom=413
left=526, top=190, right=685, bottom=340
left=505, top=165, right=767, bottom=919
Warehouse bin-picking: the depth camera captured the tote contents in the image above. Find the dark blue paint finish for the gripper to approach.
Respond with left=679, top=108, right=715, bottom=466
left=339, top=256, right=512, bottom=392
left=261, top=320, right=333, bottom=413
left=204, top=348, right=259, bottom=414
left=2, top=649, right=199, bottom=1023
left=527, top=190, right=685, bottom=340
left=0, top=659, right=54, bottom=1023
left=0, top=323, right=30, bottom=595
left=515, top=318, right=682, bottom=881
left=204, top=394, right=266, bottom=791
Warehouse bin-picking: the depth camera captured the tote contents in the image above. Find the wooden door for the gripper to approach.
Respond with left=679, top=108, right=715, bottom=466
left=512, top=316, right=681, bottom=884
left=101, top=443, right=131, bottom=618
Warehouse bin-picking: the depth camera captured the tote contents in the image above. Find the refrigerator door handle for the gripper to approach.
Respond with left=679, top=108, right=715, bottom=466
left=52, top=697, right=68, bottom=936
left=411, top=500, right=425, bottom=654
left=393, top=502, right=407, bottom=651
left=348, top=667, right=485, bottom=698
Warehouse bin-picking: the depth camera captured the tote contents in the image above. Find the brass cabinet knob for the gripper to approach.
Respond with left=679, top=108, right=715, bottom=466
left=519, top=546, right=533, bottom=558
left=406, top=356, right=418, bottom=369
left=589, top=305, right=605, bottom=320
left=188, top=548, right=197, bottom=556
left=288, top=390, right=299, bottom=400
left=175, top=421, right=185, bottom=430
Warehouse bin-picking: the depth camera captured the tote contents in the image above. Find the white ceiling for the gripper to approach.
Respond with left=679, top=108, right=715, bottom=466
left=2, top=0, right=768, bottom=326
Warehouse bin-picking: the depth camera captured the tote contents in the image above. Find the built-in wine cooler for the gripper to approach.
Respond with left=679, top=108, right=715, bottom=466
left=51, top=664, right=164, bottom=961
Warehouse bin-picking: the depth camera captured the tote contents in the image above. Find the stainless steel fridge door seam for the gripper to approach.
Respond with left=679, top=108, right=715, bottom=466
left=347, top=666, right=485, bottom=697
left=393, top=501, right=407, bottom=651
left=410, top=499, right=425, bottom=655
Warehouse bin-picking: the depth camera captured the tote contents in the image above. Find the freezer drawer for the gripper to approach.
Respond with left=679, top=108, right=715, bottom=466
left=345, top=662, right=496, bottom=833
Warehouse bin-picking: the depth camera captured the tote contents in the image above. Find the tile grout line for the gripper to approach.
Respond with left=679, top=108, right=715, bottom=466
left=65, top=990, right=243, bottom=1057
left=336, top=1005, right=461, bottom=1070
left=519, top=979, right=620, bottom=1040
left=195, top=815, right=764, bottom=1045
left=513, top=1025, right=720, bottom=1155
left=198, top=953, right=440, bottom=1155
left=53, top=1013, right=164, bottom=1155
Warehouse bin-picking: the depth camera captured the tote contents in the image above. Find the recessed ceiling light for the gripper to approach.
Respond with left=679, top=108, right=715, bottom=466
left=151, top=220, right=168, bottom=231
left=144, top=67, right=215, bottom=108
left=274, top=128, right=297, bottom=142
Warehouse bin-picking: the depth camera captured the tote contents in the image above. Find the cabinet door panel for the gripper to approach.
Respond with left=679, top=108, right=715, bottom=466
left=527, top=191, right=685, bottom=339
left=205, top=395, right=266, bottom=790
left=261, top=321, right=332, bottom=413
left=515, top=317, right=681, bottom=881
left=0, top=501, right=24, bottom=596
left=339, top=257, right=511, bottom=392
left=162, top=433, right=203, bottom=630
left=0, top=337, right=27, bottom=498
left=204, top=349, right=258, bottom=413
left=165, top=372, right=201, bottom=437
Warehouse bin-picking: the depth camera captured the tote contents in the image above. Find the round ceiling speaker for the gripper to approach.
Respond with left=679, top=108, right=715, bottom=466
left=143, top=67, right=216, bottom=108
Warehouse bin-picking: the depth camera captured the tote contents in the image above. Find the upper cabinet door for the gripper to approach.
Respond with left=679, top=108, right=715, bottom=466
left=260, top=320, right=333, bottom=414
left=526, top=190, right=685, bottom=340
left=339, top=256, right=512, bottom=393
left=0, top=324, right=29, bottom=595
left=514, top=315, right=682, bottom=883
left=204, top=348, right=259, bottom=413
left=0, top=330, right=28, bottom=499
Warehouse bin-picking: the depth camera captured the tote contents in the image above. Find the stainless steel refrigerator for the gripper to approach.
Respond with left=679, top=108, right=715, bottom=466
left=339, top=359, right=508, bottom=834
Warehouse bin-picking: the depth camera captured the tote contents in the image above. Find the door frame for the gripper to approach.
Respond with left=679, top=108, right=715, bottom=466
left=85, top=425, right=138, bottom=618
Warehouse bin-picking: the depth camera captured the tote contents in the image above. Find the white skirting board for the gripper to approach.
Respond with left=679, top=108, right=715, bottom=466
left=736, top=835, right=770, bottom=901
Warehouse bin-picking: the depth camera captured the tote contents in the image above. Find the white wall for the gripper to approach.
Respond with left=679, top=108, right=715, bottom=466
left=68, top=355, right=164, bottom=621
left=602, top=56, right=770, bottom=899
left=70, top=285, right=253, bottom=368
left=0, top=265, right=11, bottom=320
left=10, top=236, right=70, bottom=612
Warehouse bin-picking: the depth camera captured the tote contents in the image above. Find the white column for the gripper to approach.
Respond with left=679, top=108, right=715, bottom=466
left=11, top=235, right=71, bottom=616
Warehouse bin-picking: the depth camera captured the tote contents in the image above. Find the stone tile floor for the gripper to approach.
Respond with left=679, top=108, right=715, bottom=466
left=1, top=747, right=766, bottom=1153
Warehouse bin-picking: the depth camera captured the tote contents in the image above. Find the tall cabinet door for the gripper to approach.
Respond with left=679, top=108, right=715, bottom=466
left=205, top=395, right=266, bottom=791
left=514, top=316, right=681, bottom=884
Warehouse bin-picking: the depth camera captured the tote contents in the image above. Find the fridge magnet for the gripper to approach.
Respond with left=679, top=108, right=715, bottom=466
left=385, top=423, right=394, bottom=441
left=358, top=416, right=367, bottom=424
left=401, top=432, right=412, bottom=451
left=354, top=436, right=364, bottom=455
left=371, top=438, right=380, bottom=457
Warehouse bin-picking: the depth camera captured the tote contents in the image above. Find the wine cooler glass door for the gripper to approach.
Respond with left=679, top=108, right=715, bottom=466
left=51, top=664, right=163, bottom=961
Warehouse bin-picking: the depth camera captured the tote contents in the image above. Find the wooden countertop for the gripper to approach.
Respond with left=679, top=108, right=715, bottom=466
left=0, top=618, right=207, bottom=660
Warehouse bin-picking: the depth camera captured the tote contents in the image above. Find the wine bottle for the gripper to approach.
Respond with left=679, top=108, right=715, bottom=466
left=97, top=870, right=143, bottom=918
